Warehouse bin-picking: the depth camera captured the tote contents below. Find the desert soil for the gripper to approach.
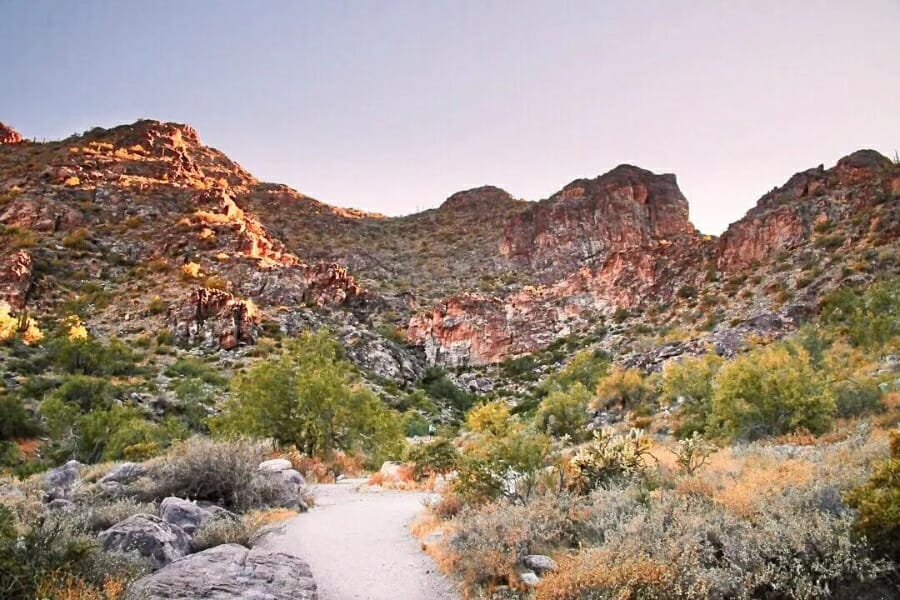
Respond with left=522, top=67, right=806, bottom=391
left=263, top=478, right=459, bottom=600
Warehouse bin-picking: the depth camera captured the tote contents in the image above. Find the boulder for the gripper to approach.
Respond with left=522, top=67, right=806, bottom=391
left=159, top=497, right=215, bottom=536
left=125, top=543, right=317, bottom=599
left=99, top=514, right=190, bottom=568
left=524, top=554, right=558, bottom=575
left=258, top=458, right=293, bottom=473
left=100, top=462, right=147, bottom=485
left=44, top=460, right=81, bottom=500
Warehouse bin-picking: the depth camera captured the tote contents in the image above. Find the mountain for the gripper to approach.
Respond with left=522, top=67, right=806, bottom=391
left=1, top=119, right=898, bottom=389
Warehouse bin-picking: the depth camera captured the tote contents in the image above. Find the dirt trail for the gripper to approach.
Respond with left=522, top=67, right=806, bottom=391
left=262, top=479, right=459, bottom=600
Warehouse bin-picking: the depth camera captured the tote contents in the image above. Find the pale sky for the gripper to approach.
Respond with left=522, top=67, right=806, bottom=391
left=1, top=1, right=898, bottom=234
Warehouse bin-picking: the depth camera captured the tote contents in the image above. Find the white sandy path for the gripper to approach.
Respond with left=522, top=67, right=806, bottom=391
left=262, top=479, right=460, bottom=600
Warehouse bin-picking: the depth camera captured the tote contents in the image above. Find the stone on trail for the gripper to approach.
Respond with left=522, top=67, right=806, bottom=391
left=125, top=543, right=318, bottom=599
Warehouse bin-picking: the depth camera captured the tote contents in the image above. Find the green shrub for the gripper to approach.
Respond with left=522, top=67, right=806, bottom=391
left=400, top=410, right=430, bottom=437
left=420, top=366, right=478, bottom=414
left=661, top=353, right=723, bottom=436
left=212, top=330, right=405, bottom=464
left=594, top=366, right=655, bottom=412
left=49, top=336, right=143, bottom=377
left=465, top=401, right=512, bottom=437
left=0, top=506, right=147, bottom=600
left=845, top=431, right=900, bottom=561
left=820, top=278, right=900, bottom=350
left=408, top=438, right=460, bottom=479
left=164, top=357, right=226, bottom=386
left=0, top=393, right=40, bottom=440
left=709, top=342, right=835, bottom=440
left=535, top=382, right=592, bottom=442
left=540, top=350, right=610, bottom=395
left=454, top=426, right=552, bottom=505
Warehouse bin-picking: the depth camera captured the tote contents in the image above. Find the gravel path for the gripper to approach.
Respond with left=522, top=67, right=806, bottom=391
left=262, top=479, right=459, bottom=600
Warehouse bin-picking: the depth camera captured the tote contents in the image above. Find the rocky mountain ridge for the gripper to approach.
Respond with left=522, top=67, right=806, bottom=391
left=1, top=118, right=898, bottom=385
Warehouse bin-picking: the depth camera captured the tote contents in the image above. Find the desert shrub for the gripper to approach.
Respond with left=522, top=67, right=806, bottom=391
left=46, top=375, right=117, bottom=412
left=820, top=278, right=900, bottom=350
left=447, top=494, right=583, bottom=589
left=0, top=392, right=40, bottom=440
left=709, top=342, right=835, bottom=440
left=594, top=366, right=655, bottom=412
left=677, top=284, right=698, bottom=299
left=535, top=550, right=676, bottom=600
left=62, top=227, right=90, bottom=249
left=535, top=382, right=592, bottom=442
left=164, top=356, right=226, bottom=386
left=0, top=506, right=146, bottom=600
left=454, top=425, right=553, bottom=505
left=213, top=330, right=404, bottom=465
left=419, top=366, right=478, bottom=414
left=501, top=354, right=537, bottom=379
left=72, top=498, right=156, bottom=533
left=661, top=353, right=723, bottom=436
left=845, top=430, right=900, bottom=561
left=140, top=437, right=294, bottom=511
left=541, top=350, right=611, bottom=395
left=40, top=396, right=185, bottom=464
left=408, top=438, right=461, bottom=479
left=191, top=508, right=296, bottom=552
left=821, top=341, right=885, bottom=418
left=401, top=410, right=430, bottom=437
left=569, top=428, right=654, bottom=492
left=48, top=336, right=143, bottom=377
left=466, top=401, right=512, bottom=436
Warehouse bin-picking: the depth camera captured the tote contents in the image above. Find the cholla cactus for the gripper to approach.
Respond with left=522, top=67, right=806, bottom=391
left=569, top=428, right=653, bottom=491
left=673, top=432, right=717, bottom=475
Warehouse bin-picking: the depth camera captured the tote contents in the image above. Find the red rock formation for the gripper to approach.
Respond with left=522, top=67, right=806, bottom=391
left=168, top=288, right=258, bottom=350
left=501, top=165, right=699, bottom=279
left=716, top=150, right=898, bottom=273
left=0, top=122, right=23, bottom=144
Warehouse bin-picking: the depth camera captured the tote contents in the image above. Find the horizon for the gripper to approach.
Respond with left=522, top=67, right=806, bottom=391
left=2, top=1, right=899, bottom=234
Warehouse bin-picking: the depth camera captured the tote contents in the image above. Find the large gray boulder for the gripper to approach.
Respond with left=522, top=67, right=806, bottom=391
left=159, top=497, right=215, bottom=536
left=44, top=460, right=81, bottom=500
left=99, top=514, right=190, bottom=568
left=257, top=460, right=307, bottom=510
left=100, top=462, right=147, bottom=485
left=126, top=543, right=317, bottom=599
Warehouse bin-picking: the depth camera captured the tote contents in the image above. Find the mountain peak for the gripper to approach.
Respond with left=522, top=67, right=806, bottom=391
left=439, top=185, right=515, bottom=211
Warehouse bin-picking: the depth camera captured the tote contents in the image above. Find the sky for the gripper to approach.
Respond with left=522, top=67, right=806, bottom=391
left=1, top=1, right=898, bottom=234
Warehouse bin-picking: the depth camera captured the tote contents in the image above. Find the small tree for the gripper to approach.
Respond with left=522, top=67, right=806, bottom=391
left=661, top=353, right=723, bottom=436
left=465, top=401, right=512, bottom=437
left=212, top=329, right=404, bottom=464
left=595, top=366, right=654, bottom=412
left=535, top=382, right=592, bottom=442
left=709, top=342, right=834, bottom=440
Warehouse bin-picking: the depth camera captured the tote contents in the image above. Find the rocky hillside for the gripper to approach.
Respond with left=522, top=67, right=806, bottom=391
left=1, top=118, right=898, bottom=386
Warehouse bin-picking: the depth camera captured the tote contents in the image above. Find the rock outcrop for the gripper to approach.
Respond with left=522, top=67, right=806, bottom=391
left=716, top=149, right=898, bottom=273
left=0, top=250, right=35, bottom=310
left=99, top=514, right=191, bottom=568
left=125, top=543, right=318, bottom=600
left=501, top=165, right=699, bottom=278
left=0, top=122, right=23, bottom=144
